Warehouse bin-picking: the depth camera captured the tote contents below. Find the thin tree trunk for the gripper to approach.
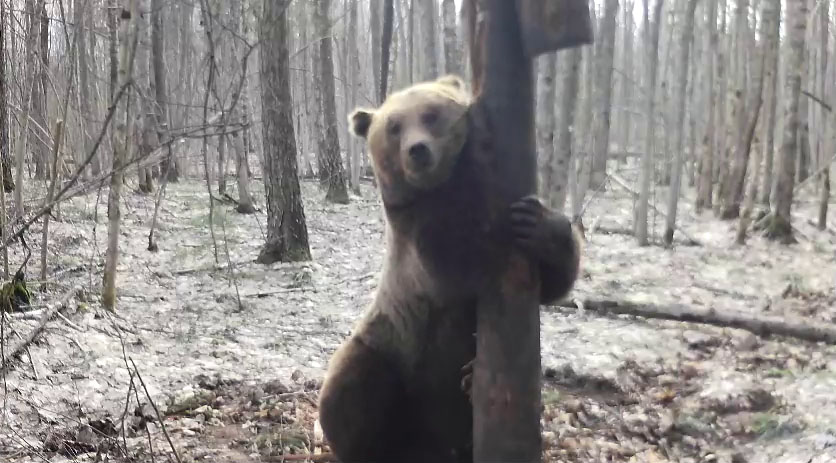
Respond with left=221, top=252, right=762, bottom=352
left=441, top=0, right=461, bottom=75
left=635, top=0, right=664, bottom=246
left=75, top=0, right=98, bottom=179
left=663, top=0, right=698, bottom=246
left=316, top=0, right=348, bottom=204
left=538, top=55, right=558, bottom=203
left=759, top=0, right=779, bottom=207
left=32, top=0, right=48, bottom=180
left=816, top=0, right=830, bottom=230
left=765, top=0, right=807, bottom=243
left=370, top=0, right=382, bottom=102
left=420, top=0, right=438, bottom=80
left=552, top=47, right=583, bottom=214
left=696, top=0, right=718, bottom=211
left=257, top=0, right=311, bottom=264
left=347, top=0, right=360, bottom=194
left=103, top=0, right=138, bottom=311
left=589, top=0, right=619, bottom=189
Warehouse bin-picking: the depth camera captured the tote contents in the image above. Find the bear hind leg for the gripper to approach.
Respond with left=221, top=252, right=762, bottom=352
left=318, top=337, right=407, bottom=462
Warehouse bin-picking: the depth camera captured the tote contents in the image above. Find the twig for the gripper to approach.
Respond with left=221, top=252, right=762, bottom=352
left=129, top=357, right=183, bottom=463
left=608, top=172, right=702, bottom=245
left=0, top=286, right=77, bottom=374
left=553, top=298, right=836, bottom=345
left=801, top=89, right=832, bottom=112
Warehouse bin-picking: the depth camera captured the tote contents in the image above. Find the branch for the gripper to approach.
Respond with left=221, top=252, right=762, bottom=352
left=554, top=298, right=836, bottom=345
left=1, top=286, right=77, bottom=374
left=801, top=89, right=832, bottom=112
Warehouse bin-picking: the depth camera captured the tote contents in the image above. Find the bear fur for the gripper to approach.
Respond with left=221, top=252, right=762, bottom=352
left=317, top=75, right=582, bottom=463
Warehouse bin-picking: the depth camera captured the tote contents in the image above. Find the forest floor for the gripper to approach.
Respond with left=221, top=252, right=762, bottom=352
left=2, top=171, right=836, bottom=463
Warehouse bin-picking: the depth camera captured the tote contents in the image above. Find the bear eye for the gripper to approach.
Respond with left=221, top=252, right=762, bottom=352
left=421, top=110, right=439, bottom=127
left=386, top=119, right=401, bottom=137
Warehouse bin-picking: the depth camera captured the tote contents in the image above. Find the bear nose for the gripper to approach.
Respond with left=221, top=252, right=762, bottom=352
left=408, top=143, right=432, bottom=168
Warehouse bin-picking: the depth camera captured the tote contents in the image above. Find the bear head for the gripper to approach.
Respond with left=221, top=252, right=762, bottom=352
left=348, top=75, right=471, bottom=207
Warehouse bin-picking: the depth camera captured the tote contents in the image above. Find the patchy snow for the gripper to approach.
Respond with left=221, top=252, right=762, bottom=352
left=2, top=174, right=836, bottom=462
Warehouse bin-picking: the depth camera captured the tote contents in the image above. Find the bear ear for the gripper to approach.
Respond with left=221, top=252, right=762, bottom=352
left=436, top=75, right=465, bottom=90
left=348, top=109, right=375, bottom=138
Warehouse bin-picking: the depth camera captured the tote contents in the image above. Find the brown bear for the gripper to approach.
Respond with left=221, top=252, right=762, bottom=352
left=317, top=75, right=582, bottom=463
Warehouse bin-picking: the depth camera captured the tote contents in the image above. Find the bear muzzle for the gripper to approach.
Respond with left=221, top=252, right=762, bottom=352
left=408, top=142, right=433, bottom=170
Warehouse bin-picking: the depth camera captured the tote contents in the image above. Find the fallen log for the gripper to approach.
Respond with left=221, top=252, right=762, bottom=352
left=1, top=286, right=78, bottom=374
left=552, top=298, right=836, bottom=345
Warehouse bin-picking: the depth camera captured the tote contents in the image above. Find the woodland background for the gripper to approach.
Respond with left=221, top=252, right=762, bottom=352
left=0, top=0, right=835, bottom=462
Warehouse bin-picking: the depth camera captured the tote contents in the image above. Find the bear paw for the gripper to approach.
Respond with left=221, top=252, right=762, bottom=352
left=509, top=195, right=573, bottom=263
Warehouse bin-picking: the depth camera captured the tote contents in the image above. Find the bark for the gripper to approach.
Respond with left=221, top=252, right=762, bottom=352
left=136, top=0, right=154, bottom=194
left=103, top=0, right=138, bottom=311
left=370, top=0, right=382, bottom=102
left=232, top=0, right=254, bottom=213
left=589, top=0, right=619, bottom=189
left=663, top=0, right=698, bottom=246
left=634, top=0, right=663, bottom=246
left=108, top=0, right=118, bottom=101
left=758, top=0, right=780, bottom=207
left=151, top=0, right=175, bottom=182
left=75, top=0, right=98, bottom=178
left=347, top=0, right=360, bottom=194
left=556, top=299, right=836, bottom=346
left=316, top=0, right=349, bottom=204
left=537, top=55, right=558, bottom=204
left=618, top=0, right=633, bottom=168
left=552, top=48, right=583, bottom=214
left=32, top=0, right=48, bottom=179
left=420, top=0, right=438, bottom=80
left=0, top=1, right=10, bottom=194
left=766, top=0, right=807, bottom=243
left=736, top=49, right=768, bottom=243
left=470, top=1, right=540, bottom=459
left=257, top=0, right=311, bottom=264
left=441, top=0, right=461, bottom=75
left=696, top=0, right=718, bottom=211
left=815, top=0, right=830, bottom=231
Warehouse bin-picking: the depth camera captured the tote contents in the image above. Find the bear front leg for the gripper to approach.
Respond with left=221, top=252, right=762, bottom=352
left=318, top=337, right=406, bottom=462
left=510, top=195, right=581, bottom=305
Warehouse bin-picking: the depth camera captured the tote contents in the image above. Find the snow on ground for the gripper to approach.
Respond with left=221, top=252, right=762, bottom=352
left=1, top=173, right=836, bottom=462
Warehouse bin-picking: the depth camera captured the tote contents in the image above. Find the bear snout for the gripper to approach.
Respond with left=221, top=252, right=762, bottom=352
left=407, top=142, right=433, bottom=170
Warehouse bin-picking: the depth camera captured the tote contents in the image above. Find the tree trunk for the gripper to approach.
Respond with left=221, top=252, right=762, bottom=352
left=816, top=0, right=830, bottom=231
left=136, top=0, right=154, bottom=194
left=589, top=0, right=619, bottom=190
left=634, top=0, right=664, bottom=246
left=758, top=0, right=780, bottom=207
left=537, top=55, right=558, bottom=203
left=347, top=0, right=361, bottom=194
left=315, top=0, right=348, bottom=204
left=618, top=0, right=633, bottom=169
left=766, top=0, right=807, bottom=243
left=0, top=0, right=11, bottom=195
left=151, top=0, right=175, bottom=182
left=370, top=0, right=382, bottom=102
left=32, top=0, right=49, bottom=180
left=75, top=0, right=98, bottom=179
left=232, top=0, right=254, bottom=212
left=257, top=0, right=311, bottom=264
left=441, top=0, right=461, bottom=75
left=103, top=0, right=138, bottom=311
left=696, top=0, right=718, bottom=211
left=420, top=0, right=438, bottom=80
left=552, top=47, right=583, bottom=214
left=663, top=0, right=698, bottom=246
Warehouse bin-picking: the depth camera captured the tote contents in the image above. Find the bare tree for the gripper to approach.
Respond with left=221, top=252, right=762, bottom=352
left=316, top=0, right=349, bottom=204
left=552, top=47, right=583, bottom=213
left=634, top=0, right=664, bottom=246
left=346, top=0, right=361, bottom=194
left=696, top=0, right=718, bottom=211
left=257, top=0, right=311, bottom=264
left=765, top=0, right=808, bottom=243
left=370, top=0, right=382, bottom=101
left=538, top=55, right=558, bottom=203
left=103, top=0, right=139, bottom=311
left=663, top=0, right=698, bottom=246
left=420, top=0, right=438, bottom=80
left=588, top=0, right=619, bottom=190
left=75, top=0, right=98, bottom=179
left=758, top=0, right=780, bottom=208
left=441, top=0, right=461, bottom=75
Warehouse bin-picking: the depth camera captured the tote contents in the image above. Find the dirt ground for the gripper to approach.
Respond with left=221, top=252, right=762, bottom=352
left=2, top=170, right=836, bottom=462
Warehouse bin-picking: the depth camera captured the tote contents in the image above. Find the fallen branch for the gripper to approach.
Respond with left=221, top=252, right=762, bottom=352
left=553, top=298, right=836, bottom=345
left=608, top=173, right=702, bottom=246
left=1, top=286, right=78, bottom=373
